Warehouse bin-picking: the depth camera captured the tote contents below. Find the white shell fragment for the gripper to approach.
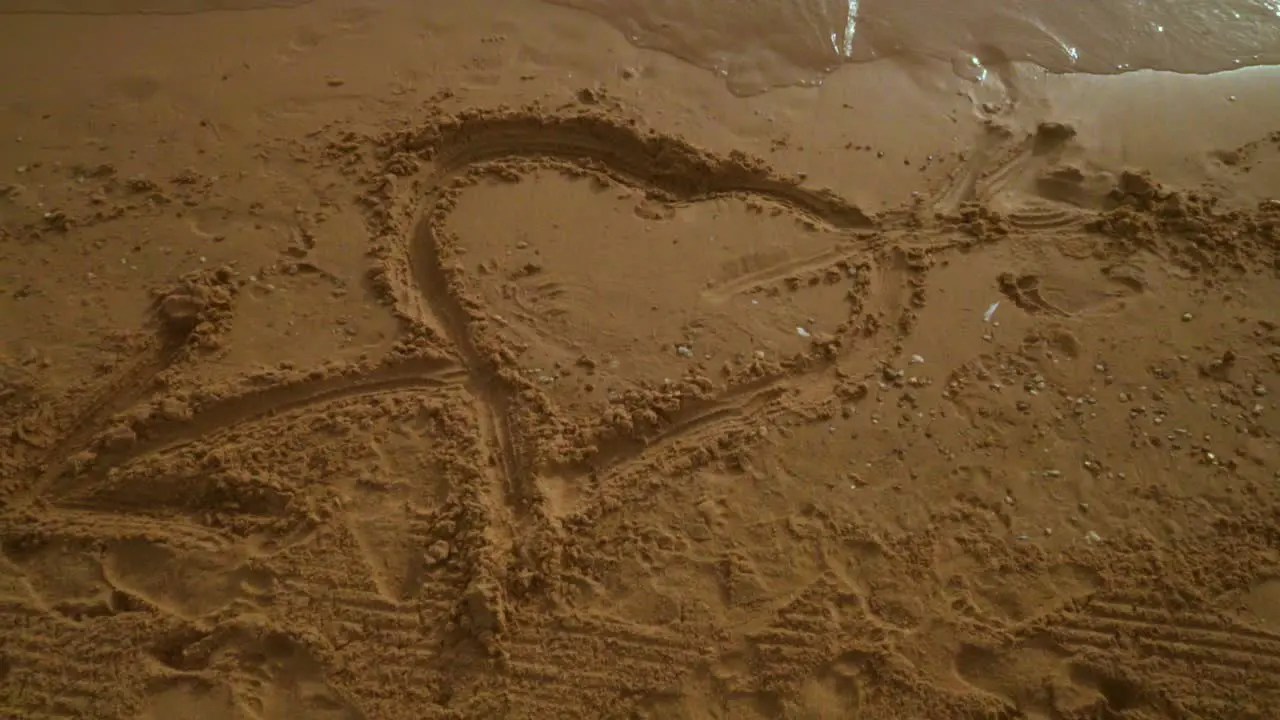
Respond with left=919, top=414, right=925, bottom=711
left=983, top=301, right=1000, bottom=323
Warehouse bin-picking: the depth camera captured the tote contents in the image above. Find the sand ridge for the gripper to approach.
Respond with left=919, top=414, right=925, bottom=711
left=2, top=3, right=1280, bottom=718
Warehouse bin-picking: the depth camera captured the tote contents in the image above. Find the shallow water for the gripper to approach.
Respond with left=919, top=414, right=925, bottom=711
left=548, top=0, right=1280, bottom=94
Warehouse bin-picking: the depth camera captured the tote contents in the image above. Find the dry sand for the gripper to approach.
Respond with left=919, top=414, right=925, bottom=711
left=1, top=1, right=1279, bottom=718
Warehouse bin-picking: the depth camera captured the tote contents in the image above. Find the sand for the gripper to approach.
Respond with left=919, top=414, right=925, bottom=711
left=1, top=0, right=1279, bottom=718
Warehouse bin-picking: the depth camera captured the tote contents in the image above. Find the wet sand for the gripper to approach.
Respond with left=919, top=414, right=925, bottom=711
left=553, top=0, right=1280, bottom=93
left=1, top=0, right=1279, bottom=718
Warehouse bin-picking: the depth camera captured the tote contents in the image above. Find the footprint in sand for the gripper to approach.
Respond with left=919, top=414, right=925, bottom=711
left=146, top=628, right=360, bottom=720
left=1, top=539, right=122, bottom=619
left=336, top=410, right=455, bottom=602
left=103, top=539, right=272, bottom=620
left=138, top=678, right=241, bottom=720
left=1, top=533, right=272, bottom=622
left=1244, top=577, right=1280, bottom=629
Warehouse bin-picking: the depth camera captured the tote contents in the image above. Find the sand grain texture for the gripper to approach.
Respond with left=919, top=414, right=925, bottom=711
left=1, top=1, right=1279, bottom=719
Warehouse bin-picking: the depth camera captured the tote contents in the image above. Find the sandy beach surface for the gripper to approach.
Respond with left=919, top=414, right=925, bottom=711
left=1, top=1, right=1279, bottom=718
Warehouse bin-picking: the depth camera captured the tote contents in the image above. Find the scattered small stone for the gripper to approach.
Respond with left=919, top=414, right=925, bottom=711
left=158, top=292, right=206, bottom=332
left=1078, top=502, right=1089, bottom=513
left=424, top=540, right=451, bottom=565
left=796, top=327, right=811, bottom=338
left=1182, top=312, right=1193, bottom=322
left=158, top=397, right=193, bottom=421
left=99, top=425, right=137, bottom=452
left=1085, top=530, right=1102, bottom=544
left=1035, top=121, right=1077, bottom=143
left=675, top=345, right=694, bottom=358
left=1255, top=384, right=1268, bottom=397
left=909, top=354, right=925, bottom=364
